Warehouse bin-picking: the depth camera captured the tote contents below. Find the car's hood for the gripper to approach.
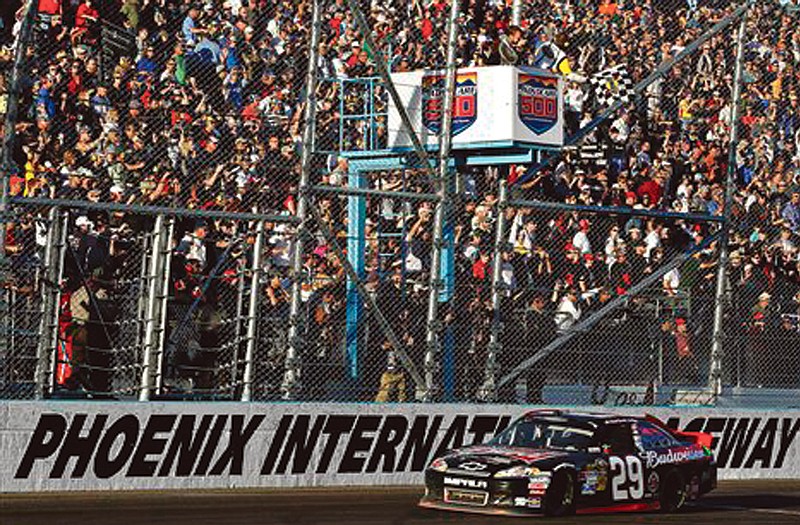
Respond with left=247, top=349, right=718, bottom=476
left=440, top=445, right=571, bottom=475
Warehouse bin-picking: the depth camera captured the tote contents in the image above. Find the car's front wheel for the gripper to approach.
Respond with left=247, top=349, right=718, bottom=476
left=543, top=470, right=576, bottom=517
left=659, top=469, right=687, bottom=513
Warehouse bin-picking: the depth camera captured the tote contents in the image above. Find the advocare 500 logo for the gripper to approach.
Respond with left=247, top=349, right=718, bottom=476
left=422, top=72, right=477, bottom=136
left=518, top=73, right=558, bottom=135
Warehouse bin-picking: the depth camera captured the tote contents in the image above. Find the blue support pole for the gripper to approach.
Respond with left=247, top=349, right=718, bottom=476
left=439, top=168, right=455, bottom=302
left=440, top=167, right=457, bottom=398
left=346, top=167, right=367, bottom=379
left=440, top=219, right=455, bottom=301
left=443, top=325, right=455, bottom=402
left=338, top=79, right=345, bottom=151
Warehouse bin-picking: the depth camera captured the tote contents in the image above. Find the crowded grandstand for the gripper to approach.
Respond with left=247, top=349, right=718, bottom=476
left=1, top=0, right=799, bottom=402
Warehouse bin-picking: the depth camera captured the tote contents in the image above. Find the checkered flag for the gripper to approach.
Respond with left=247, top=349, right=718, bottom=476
left=589, top=64, right=635, bottom=108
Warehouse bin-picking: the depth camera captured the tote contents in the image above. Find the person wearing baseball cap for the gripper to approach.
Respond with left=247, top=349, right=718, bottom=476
left=746, top=291, right=773, bottom=387
left=661, top=316, right=697, bottom=384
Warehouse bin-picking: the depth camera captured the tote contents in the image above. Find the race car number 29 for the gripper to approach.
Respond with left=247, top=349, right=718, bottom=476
left=609, top=456, right=644, bottom=501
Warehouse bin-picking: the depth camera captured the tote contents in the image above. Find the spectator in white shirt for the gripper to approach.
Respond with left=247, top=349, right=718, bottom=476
left=572, top=218, right=592, bottom=254
left=555, top=287, right=581, bottom=332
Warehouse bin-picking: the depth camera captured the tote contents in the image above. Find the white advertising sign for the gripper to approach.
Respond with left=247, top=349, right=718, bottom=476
left=387, top=66, right=564, bottom=150
left=2, top=402, right=798, bottom=492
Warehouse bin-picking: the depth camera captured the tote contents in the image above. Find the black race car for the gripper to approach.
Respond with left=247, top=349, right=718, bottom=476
left=419, top=410, right=716, bottom=517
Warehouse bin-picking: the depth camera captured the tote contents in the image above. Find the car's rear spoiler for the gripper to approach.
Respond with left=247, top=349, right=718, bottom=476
left=645, top=414, right=713, bottom=448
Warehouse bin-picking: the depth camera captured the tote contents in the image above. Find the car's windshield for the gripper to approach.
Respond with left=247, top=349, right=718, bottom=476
left=488, top=417, right=595, bottom=450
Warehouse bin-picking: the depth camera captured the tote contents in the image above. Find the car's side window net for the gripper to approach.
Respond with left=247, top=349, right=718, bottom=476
left=596, top=424, right=637, bottom=455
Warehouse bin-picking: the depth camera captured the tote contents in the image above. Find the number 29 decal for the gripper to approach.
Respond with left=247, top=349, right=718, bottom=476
left=609, top=456, right=644, bottom=501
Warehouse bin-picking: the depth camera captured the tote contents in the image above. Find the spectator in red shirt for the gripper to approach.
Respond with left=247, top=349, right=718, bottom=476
left=637, top=172, right=664, bottom=206
left=71, top=0, right=98, bottom=46
left=37, top=0, right=61, bottom=16
left=66, top=60, right=83, bottom=95
left=472, top=251, right=490, bottom=281
left=420, top=16, right=434, bottom=41
left=329, top=11, right=343, bottom=37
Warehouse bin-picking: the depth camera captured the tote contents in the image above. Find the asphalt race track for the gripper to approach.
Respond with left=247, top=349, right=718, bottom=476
left=3, top=481, right=800, bottom=525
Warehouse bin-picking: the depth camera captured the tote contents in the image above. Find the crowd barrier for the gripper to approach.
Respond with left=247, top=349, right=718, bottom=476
left=3, top=402, right=799, bottom=492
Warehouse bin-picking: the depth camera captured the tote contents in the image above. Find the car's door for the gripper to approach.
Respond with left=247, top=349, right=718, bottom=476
left=633, top=420, right=688, bottom=499
left=594, top=422, right=647, bottom=505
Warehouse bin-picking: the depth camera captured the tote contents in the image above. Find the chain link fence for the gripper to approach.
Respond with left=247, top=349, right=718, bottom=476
left=1, top=0, right=307, bottom=400
left=3, top=0, right=800, bottom=405
left=717, top=0, right=800, bottom=391
left=1, top=217, right=42, bottom=398
left=491, top=203, right=721, bottom=404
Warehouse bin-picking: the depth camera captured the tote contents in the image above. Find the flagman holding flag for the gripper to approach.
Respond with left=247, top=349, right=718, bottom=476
left=532, top=32, right=573, bottom=76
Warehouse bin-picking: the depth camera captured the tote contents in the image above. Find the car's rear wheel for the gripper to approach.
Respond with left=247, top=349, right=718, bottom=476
left=660, top=469, right=687, bottom=513
left=543, top=470, right=576, bottom=517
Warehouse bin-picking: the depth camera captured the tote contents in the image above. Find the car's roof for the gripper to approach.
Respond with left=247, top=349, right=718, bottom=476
left=520, top=410, right=641, bottom=430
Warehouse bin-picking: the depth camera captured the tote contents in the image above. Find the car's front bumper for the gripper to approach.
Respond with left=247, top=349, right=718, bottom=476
left=421, top=471, right=547, bottom=516
left=418, top=495, right=544, bottom=517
